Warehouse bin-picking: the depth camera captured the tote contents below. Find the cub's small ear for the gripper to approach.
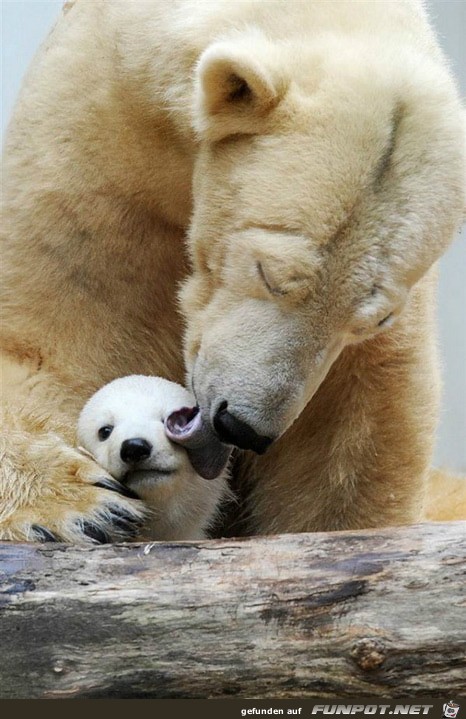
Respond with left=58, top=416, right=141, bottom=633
left=194, top=38, right=287, bottom=140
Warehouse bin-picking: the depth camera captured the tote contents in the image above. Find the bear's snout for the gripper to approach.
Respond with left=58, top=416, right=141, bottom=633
left=213, top=403, right=273, bottom=454
left=120, top=438, right=152, bottom=464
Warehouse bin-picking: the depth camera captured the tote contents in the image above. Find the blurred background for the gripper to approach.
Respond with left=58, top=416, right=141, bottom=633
left=2, top=1, right=465, bottom=473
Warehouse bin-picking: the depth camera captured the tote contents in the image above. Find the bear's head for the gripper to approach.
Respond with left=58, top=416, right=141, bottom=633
left=178, top=31, right=465, bottom=458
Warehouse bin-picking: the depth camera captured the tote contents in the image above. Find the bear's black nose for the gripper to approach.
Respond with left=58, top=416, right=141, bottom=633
left=213, top=404, right=273, bottom=454
left=120, top=438, right=152, bottom=464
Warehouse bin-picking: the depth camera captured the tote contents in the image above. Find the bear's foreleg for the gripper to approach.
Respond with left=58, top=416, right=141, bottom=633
left=0, top=402, right=146, bottom=543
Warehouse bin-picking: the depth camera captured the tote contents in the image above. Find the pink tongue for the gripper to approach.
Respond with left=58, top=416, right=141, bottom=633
left=165, top=406, right=202, bottom=437
left=165, top=406, right=232, bottom=480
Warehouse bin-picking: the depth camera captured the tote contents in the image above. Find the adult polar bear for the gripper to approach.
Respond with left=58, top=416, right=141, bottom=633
left=1, top=0, right=464, bottom=542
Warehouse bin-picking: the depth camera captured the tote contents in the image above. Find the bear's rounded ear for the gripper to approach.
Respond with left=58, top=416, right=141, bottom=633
left=194, top=39, right=287, bottom=140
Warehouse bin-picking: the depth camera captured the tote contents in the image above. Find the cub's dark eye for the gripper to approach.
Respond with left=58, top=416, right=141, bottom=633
left=98, top=425, right=113, bottom=441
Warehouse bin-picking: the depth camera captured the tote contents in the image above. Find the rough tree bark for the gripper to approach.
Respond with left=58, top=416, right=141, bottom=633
left=0, top=521, right=465, bottom=699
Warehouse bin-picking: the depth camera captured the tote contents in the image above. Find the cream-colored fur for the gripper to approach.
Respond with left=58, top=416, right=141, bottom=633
left=77, top=376, right=229, bottom=540
left=424, top=469, right=466, bottom=523
left=1, top=0, right=465, bottom=542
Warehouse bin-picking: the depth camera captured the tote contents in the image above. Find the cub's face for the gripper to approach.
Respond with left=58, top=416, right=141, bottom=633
left=180, top=35, right=465, bottom=451
left=77, top=376, right=201, bottom=500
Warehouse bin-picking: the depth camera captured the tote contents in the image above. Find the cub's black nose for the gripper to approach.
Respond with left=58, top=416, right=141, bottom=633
left=213, top=404, right=273, bottom=454
left=120, top=438, right=152, bottom=464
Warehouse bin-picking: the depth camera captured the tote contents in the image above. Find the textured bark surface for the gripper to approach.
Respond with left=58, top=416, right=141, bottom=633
left=0, top=522, right=465, bottom=699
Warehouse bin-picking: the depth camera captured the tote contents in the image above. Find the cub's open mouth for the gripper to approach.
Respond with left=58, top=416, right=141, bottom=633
left=165, top=406, right=232, bottom=480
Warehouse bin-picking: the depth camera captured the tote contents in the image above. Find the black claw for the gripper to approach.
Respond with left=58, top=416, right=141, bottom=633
left=113, top=520, right=139, bottom=538
left=31, top=525, right=62, bottom=543
left=108, top=510, right=142, bottom=537
left=94, top=477, right=140, bottom=500
left=81, top=521, right=111, bottom=544
left=109, top=506, right=144, bottom=525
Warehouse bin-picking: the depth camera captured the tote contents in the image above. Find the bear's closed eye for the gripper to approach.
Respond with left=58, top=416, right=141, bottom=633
left=378, top=313, right=394, bottom=327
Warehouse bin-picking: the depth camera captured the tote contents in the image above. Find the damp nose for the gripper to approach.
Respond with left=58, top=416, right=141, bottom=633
left=120, top=438, right=152, bottom=464
left=212, top=402, right=273, bottom=454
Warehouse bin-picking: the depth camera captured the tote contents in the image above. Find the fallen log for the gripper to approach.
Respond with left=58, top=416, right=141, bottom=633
left=0, top=521, right=465, bottom=699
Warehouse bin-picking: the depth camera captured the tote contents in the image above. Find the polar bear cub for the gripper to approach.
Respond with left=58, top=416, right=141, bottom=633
left=77, top=375, right=230, bottom=540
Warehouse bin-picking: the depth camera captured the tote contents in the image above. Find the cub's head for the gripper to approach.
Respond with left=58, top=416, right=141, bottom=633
left=179, top=30, right=465, bottom=458
left=77, top=375, right=205, bottom=499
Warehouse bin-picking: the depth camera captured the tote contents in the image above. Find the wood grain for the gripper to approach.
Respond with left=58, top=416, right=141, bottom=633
left=0, top=522, right=465, bottom=699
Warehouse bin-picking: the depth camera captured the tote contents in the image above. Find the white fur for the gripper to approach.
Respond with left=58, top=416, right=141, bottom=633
left=1, top=0, right=464, bottom=541
left=78, top=376, right=229, bottom=540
